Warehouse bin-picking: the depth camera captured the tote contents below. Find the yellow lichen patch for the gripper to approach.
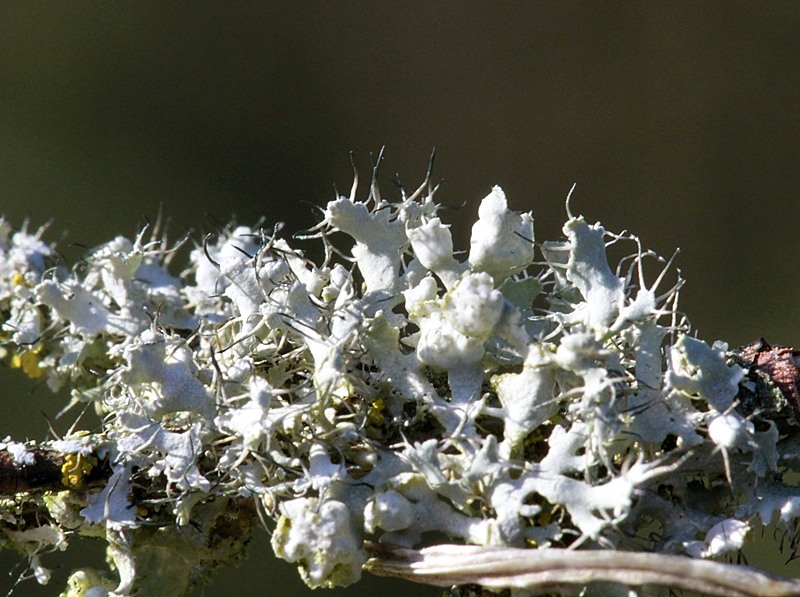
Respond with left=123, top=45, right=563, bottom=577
left=10, top=345, right=45, bottom=379
left=61, top=454, right=97, bottom=489
left=367, top=398, right=385, bottom=426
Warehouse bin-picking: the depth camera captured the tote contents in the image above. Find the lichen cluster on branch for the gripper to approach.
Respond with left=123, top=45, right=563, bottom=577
left=1, top=165, right=799, bottom=596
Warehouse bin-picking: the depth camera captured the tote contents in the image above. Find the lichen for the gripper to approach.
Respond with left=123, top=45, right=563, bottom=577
left=0, top=165, right=798, bottom=595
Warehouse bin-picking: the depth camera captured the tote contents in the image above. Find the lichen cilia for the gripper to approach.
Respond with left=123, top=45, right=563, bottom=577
left=0, top=159, right=799, bottom=596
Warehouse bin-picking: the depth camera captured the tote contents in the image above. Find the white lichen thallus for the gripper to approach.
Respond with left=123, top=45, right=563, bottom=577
left=0, top=155, right=799, bottom=597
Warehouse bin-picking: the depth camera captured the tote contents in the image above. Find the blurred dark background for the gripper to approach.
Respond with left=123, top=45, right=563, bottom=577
left=1, top=2, right=799, bottom=595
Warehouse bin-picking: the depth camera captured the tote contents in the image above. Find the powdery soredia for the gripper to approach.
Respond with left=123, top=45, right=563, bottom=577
left=0, top=167, right=798, bottom=597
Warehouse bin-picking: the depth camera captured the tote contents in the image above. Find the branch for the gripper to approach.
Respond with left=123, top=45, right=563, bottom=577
left=0, top=446, right=109, bottom=494
left=3, top=168, right=800, bottom=595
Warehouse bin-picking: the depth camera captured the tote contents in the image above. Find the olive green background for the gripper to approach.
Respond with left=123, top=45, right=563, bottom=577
left=1, top=3, right=800, bottom=595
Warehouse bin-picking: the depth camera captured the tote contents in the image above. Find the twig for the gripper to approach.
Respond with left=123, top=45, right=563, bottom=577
left=364, top=542, right=800, bottom=597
